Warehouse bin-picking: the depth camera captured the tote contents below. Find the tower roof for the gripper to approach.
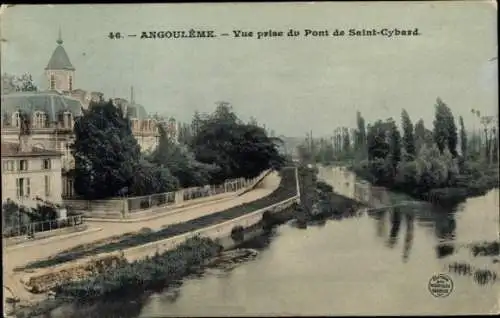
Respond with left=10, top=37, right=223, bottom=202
left=45, top=33, right=75, bottom=71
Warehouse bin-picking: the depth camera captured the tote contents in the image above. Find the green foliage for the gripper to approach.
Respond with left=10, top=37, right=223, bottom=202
left=388, top=118, right=402, bottom=170
left=2, top=72, right=38, bottom=93
left=190, top=102, right=285, bottom=183
left=459, top=116, right=468, bottom=158
left=149, top=124, right=217, bottom=188
left=53, top=237, right=222, bottom=300
left=367, top=120, right=391, bottom=161
left=401, top=109, right=415, bottom=159
left=433, top=98, right=458, bottom=157
left=72, top=100, right=176, bottom=199
left=351, top=97, right=497, bottom=205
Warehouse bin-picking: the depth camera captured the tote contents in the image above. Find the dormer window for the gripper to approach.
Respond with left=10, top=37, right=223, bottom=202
left=69, top=76, right=73, bottom=91
left=50, top=74, right=56, bottom=90
left=12, top=112, right=21, bottom=128
left=63, top=111, right=73, bottom=128
left=33, top=111, right=46, bottom=128
left=131, top=119, right=139, bottom=131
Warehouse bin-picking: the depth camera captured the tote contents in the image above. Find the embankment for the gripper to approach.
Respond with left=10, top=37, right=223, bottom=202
left=7, top=167, right=299, bottom=317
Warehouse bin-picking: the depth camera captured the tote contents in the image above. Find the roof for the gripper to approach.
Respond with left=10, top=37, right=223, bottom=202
left=45, top=44, right=75, bottom=71
left=127, top=103, right=149, bottom=120
left=1, top=91, right=84, bottom=122
left=1, top=142, right=62, bottom=158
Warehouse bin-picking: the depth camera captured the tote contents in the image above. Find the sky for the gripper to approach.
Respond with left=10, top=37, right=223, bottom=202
left=0, top=2, right=497, bottom=137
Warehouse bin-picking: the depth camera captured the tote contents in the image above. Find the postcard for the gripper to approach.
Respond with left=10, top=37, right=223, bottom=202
left=1, top=2, right=498, bottom=317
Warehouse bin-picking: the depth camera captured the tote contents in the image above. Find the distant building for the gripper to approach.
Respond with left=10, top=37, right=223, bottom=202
left=1, top=32, right=162, bottom=197
left=1, top=138, right=63, bottom=207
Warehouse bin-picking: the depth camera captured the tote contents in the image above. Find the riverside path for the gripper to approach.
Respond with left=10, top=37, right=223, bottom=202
left=2, top=171, right=281, bottom=304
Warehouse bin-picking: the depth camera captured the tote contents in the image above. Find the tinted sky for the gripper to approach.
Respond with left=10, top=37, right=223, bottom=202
left=1, top=2, right=497, bottom=137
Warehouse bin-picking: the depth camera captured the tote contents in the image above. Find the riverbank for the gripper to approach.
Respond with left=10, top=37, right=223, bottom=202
left=350, top=160, right=499, bottom=206
left=16, top=168, right=297, bottom=272
left=7, top=165, right=368, bottom=318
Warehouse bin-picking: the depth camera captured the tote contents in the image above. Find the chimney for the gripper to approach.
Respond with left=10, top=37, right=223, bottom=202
left=19, top=113, right=32, bottom=152
left=19, top=134, right=32, bottom=153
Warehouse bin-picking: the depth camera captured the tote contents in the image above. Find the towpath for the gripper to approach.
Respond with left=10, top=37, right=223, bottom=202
left=2, top=172, right=281, bottom=305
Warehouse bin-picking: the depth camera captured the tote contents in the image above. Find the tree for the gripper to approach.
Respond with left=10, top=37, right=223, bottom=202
left=72, top=100, right=144, bottom=199
left=2, top=73, right=38, bottom=93
left=401, top=109, right=415, bottom=159
left=149, top=124, right=217, bottom=188
left=459, top=116, right=467, bottom=158
left=342, top=127, right=351, bottom=156
left=355, top=111, right=367, bottom=156
left=388, top=118, right=402, bottom=169
left=414, top=119, right=426, bottom=152
left=191, top=103, right=284, bottom=183
left=433, top=98, right=458, bottom=157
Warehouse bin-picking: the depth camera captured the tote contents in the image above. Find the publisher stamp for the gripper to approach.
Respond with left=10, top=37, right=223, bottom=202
left=428, top=274, right=454, bottom=298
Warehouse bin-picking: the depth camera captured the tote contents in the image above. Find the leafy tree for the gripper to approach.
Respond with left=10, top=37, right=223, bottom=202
left=355, top=111, right=367, bottom=159
left=388, top=118, right=402, bottom=167
left=149, top=124, right=218, bottom=188
left=2, top=72, right=38, bottom=93
left=191, top=102, right=284, bottom=183
left=72, top=100, right=144, bottom=199
left=367, top=120, right=391, bottom=161
left=342, top=127, right=351, bottom=156
left=433, top=98, right=458, bottom=157
left=459, top=116, right=467, bottom=158
left=401, top=109, right=415, bottom=159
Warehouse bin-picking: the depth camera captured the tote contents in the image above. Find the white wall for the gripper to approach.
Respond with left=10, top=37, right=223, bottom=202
left=1, top=156, right=63, bottom=204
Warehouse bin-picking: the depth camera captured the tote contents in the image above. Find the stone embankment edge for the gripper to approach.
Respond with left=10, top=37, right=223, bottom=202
left=22, top=194, right=299, bottom=281
left=22, top=168, right=299, bottom=281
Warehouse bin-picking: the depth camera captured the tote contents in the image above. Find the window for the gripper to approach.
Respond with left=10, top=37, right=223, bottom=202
left=16, top=177, right=30, bottom=198
left=18, top=160, right=28, bottom=171
left=2, top=160, right=14, bottom=171
left=42, top=159, right=51, bottom=170
left=12, top=112, right=21, bottom=128
left=50, top=74, right=56, bottom=90
left=44, top=175, right=51, bottom=197
left=69, top=76, right=73, bottom=91
left=64, top=178, right=74, bottom=197
left=33, top=111, right=46, bottom=128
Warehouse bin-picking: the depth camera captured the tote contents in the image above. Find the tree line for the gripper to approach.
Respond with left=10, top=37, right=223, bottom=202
left=297, top=97, right=499, bottom=202
left=71, top=100, right=285, bottom=200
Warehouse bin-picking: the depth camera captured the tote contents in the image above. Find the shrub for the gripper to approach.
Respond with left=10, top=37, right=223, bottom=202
left=53, top=236, right=221, bottom=300
left=230, top=226, right=245, bottom=242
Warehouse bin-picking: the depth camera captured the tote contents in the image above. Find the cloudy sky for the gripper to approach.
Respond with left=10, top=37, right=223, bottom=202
left=1, top=2, right=497, bottom=137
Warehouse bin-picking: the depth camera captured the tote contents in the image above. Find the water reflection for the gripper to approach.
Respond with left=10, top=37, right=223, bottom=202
left=47, top=167, right=498, bottom=317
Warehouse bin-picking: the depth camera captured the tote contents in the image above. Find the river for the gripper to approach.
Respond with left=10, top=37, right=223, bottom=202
left=49, top=166, right=499, bottom=317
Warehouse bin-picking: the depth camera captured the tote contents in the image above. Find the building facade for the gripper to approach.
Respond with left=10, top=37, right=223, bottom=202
left=1, top=139, right=63, bottom=207
left=1, top=33, right=164, bottom=197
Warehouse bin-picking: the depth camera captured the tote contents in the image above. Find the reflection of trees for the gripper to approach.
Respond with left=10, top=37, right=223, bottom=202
left=387, top=208, right=402, bottom=248
left=403, top=212, right=415, bottom=262
left=434, top=212, right=457, bottom=258
left=383, top=207, right=415, bottom=262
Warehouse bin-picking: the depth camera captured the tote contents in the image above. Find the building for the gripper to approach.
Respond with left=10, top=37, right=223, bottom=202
left=1, top=32, right=162, bottom=197
left=1, top=138, right=63, bottom=207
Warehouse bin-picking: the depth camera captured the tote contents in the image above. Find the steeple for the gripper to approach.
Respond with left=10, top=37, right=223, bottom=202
left=45, top=27, right=75, bottom=91
left=56, top=26, right=63, bottom=45
left=45, top=28, right=75, bottom=71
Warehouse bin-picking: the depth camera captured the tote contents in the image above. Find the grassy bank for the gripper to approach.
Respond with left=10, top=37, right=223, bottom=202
left=52, top=236, right=222, bottom=300
left=294, top=165, right=364, bottom=226
left=351, top=161, right=499, bottom=206
left=18, top=167, right=298, bottom=271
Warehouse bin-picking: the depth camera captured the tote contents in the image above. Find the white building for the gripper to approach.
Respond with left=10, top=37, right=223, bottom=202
left=1, top=137, right=63, bottom=207
left=1, top=32, right=162, bottom=197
